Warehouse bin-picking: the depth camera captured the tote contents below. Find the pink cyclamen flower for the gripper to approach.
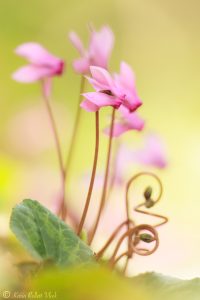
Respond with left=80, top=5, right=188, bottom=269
left=81, top=66, right=121, bottom=112
left=112, top=62, right=142, bottom=112
left=81, top=62, right=142, bottom=113
left=69, top=26, right=114, bottom=74
left=104, top=105, right=145, bottom=137
left=135, top=134, right=167, bottom=168
left=12, top=42, right=64, bottom=83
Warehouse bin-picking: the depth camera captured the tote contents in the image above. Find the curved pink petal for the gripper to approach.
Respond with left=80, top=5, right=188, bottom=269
left=82, top=92, right=121, bottom=111
left=15, top=42, right=63, bottom=70
left=120, top=61, right=136, bottom=90
left=85, top=76, right=110, bottom=92
left=129, top=113, right=145, bottom=131
left=122, top=96, right=142, bottom=112
left=136, top=134, right=167, bottom=168
left=90, top=66, right=113, bottom=90
left=112, top=62, right=135, bottom=95
left=73, top=57, right=90, bottom=74
left=119, top=106, right=145, bottom=130
left=69, top=31, right=85, bottom=55
left=104, top=123, right=131, bottom=137
left=80, top=99, right=99, bottom=112
left=89, top=26, right=114, bottom=68
left=118, top=105, right=130, bottom=117
left=12, top=65, right=51, bottom=83
left=112, top=62, right=142, bottom=112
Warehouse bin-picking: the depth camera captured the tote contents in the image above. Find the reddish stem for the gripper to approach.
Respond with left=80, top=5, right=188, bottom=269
left=41, top=82, right=66, bottom=220
left=58, top=76, right=86, bottom=218
left=88, top=108, right=116, bottom=245
left=106, top=140, right=120, bottom=201
left=77, top=111, right=99, bottom=235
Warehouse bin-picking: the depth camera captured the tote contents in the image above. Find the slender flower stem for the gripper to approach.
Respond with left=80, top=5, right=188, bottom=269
left=77, top=111, right=99, bottom=236
left=88, top=108, right=116, bottom=245
left=106, top=140, right=120, bottom=201
left=65, top=76, right=85, bottom=175
left=58, top=76, right=86, bottom=217
left=41, top=82, right=66, bottom=220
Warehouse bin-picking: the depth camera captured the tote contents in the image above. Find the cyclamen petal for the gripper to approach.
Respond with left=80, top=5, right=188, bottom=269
left=104, top=123, right=131, bottom=137
left=90, top=66, right=113, bottom=90
left=69, top=31, right=85, bottom=55
left=69, top=26, right=114, bottom=74
left=119, top=105, right=145, bottom=130
left=136, top=134, right=167, bottom=168
left=89, top=26, right=114, bottom=68
left=80, top=99, right=99, bottom=112
left=12, top=65, right=51, bottom=83
left=127, top=113, right=145, bottom=131
left=85, top=76, right=106, bottom=91
left=131, top=114, right=144, bottom=130
left=119, top=61, right=136, bottom=90
left=15, top=43, right=62, bottom=69
left=13, top=42, right=64, bottom=83
left=82, top=92, right=121, bottom=112
left=119, top=93, right=142, bottom=112
left=111, top=62, right=142, bottom=112
left=73, top=57, right=90, bottom=74
left=104, top=114, right=144, bottom=137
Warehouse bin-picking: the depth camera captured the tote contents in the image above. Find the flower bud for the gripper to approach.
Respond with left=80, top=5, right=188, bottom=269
left=144, top=186, right=152, bottom=200
left=139, top=233, right=154, bottom=243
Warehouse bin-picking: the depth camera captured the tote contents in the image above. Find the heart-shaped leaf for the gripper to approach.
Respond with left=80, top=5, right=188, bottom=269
left=10, top=199, right=95, bottom=267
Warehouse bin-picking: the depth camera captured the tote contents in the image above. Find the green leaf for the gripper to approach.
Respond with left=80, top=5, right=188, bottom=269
left=10, top=199, right=95, bottom=267
left=131, top=272, right=200, bottom=300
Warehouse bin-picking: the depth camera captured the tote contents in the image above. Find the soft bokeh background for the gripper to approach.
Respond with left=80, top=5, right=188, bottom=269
left=0, top=0, right=200, bottom=279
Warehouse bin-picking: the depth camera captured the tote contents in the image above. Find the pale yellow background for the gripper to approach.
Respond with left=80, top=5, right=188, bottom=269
left=0, top=0, right=199, bottom=279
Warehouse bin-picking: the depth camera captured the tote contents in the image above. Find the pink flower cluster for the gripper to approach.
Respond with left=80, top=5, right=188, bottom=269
left=11, top=25, right=168, bottom=260
left=12, top=24, right=167, bottom=163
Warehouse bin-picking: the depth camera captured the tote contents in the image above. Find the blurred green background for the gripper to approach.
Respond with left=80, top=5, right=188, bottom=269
left=0, top=0, right=200, bottom=279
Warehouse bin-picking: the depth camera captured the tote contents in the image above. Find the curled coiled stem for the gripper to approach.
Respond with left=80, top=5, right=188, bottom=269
left=126, top=172, right=163, bottom=221
left=130, top=173, right=168, bottom=228
left=109, top=224, right=159, bottom=268
left=123, top=172, right=164, bottom=273
left=135, top=203, right=168, bottom=228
